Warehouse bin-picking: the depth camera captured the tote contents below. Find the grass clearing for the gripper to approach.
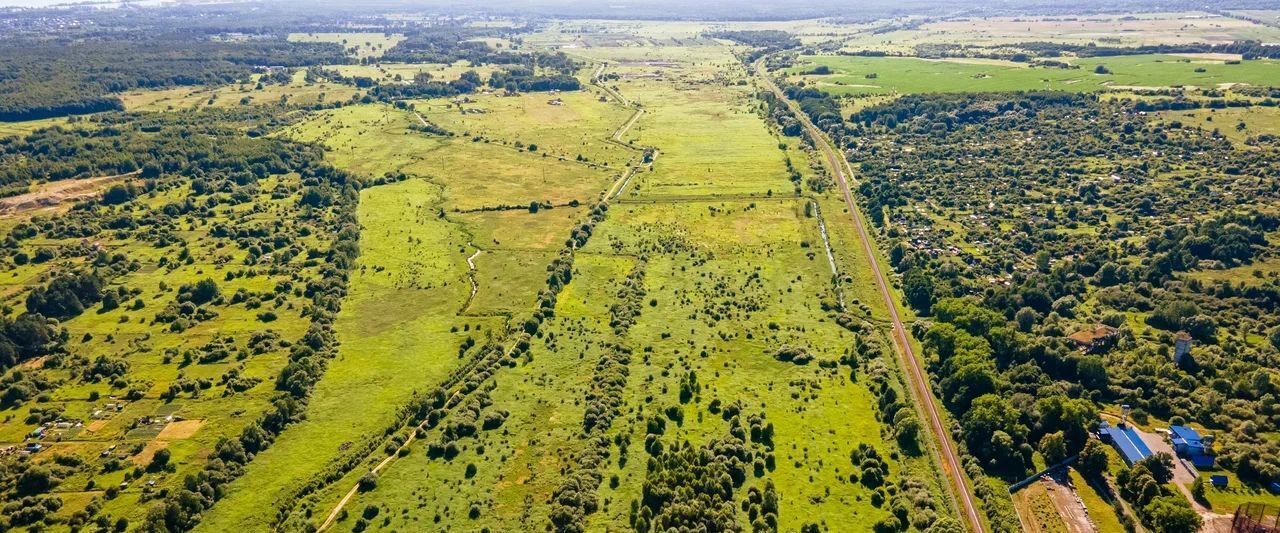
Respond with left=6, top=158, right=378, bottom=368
left=288, top=32, right=405, bottom=58
left=121, top=73, right=359, bottom=112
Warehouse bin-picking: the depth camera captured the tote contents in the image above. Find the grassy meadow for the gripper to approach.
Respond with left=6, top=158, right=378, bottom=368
left=299, top=41, right=953, bottom=531
left=841, top=12, right=1280, bottom=54
left=287, top=32, right=405, bottom=59
left=788, top=54, right=1280, bottom=94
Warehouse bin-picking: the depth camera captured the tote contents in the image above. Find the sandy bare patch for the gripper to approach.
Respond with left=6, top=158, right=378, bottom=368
left=1042, top=473, right=1093, bottom=533
left=1174, top=53, right=1243, bottom=61
left=156, top=419, right=205, bottom=440
left=18, top=356, right=47, bottom=370
left=132, top=440, right=167, bottom=466
left=0, top=171, right=138, bottom=216
left=85, top=420, right=109, bottom=432
left=1107, top=85, right=1179, bottom=91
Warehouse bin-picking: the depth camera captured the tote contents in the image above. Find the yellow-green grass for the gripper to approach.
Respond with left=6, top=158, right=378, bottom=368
left=1155, top=106, right=1280, bottom=147
left=466, top=250, right=557, bottom=315
left=412, top=89, right=637, bottom=169
left=0, top=116, right=70, bottom=138
left=842, top=12, right=1280, bottom=53
left=581, top=199, right=898, bottom=531
left=401, top=140, right=614, bottom=211
left=787, top=54, right=1280, bottom=95
left=454, top=207, right=585, bottom=252
left=284, top=104, right=615, bottom=211
left=1183, top=256, right=1280, bottom=285
left=327, top=61, right=499, bottom=83
left=1069, top=468, right=1127, bottom=533
left=326, top=253, right=636, bottom=531
left=280, top=103, right=447, bottom=177
left=288, top=32, right=405, bottom=59
left=579, top=51, right=792, bottom=197
left=121, top=74, right=359, bottom=112
left=195, top=178, right=494, bottom=532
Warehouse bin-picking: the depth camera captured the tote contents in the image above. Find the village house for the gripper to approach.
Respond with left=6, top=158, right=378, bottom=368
left=1066, top=324, right=1119, bottom=353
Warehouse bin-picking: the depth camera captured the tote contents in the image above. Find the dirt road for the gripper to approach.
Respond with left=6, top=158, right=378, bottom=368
left=0, top=171, right=139, bottom=215
left=755, top=59, right=986, bottom=533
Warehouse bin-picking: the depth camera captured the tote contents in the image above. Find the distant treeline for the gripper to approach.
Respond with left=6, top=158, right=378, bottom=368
left=0, top=36, right=349, bottom=121
left=706, top=30, right=801, bottom=62
left=378, top=27, right=530, bottom=65
left=909, top=40, right=1280, bottom=62
left=1020, top=40, right=1280, bottom=60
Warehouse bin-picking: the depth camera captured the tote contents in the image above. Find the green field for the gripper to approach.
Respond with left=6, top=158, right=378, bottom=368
left=788, top=54, right=1280, bottom=94
left=250, top=43, right=946, bottom=533
left=121, top=71, right=360, bottom=112
left=288, top=32, right=405, bottom=58
left=6, top=7, right=1278, bottom=533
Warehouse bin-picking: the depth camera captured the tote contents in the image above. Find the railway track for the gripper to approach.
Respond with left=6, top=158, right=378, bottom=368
left=754, top=59, right=986, bottom=533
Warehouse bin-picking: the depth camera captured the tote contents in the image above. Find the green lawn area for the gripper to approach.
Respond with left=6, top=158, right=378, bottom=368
left=787, top=54, right=1280, bottom=95
left=1198, top=471, right=1280, bottom=513
left=1069, top=468, right=1127, bottom=533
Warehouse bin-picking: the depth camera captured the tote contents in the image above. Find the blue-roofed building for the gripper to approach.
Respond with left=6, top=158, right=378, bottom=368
left=1191, top=454, right=1216, bottom=469
left=1099, top=420, right=1153, bottom=466
left=1170, top=425, right=1214, bottom=467
left=1170, top=425, right=1206, bottom=456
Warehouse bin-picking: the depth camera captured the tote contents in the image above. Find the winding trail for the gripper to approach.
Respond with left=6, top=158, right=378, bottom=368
left=810, top=200, right=847, bottom=312
left=460, top=245, right=482, bottom=313
left=755, top=59, right=986, bottom=533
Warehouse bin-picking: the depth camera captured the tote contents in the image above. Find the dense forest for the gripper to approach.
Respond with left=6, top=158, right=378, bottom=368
left=0, top=36, right=348, bottom=121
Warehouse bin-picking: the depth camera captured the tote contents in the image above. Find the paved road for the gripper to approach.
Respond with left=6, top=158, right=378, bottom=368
left=754, top=59, right=986, bottom=533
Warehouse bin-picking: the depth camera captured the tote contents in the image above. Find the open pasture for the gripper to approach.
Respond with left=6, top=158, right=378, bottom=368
left=788, top=54, right=1280, bottom=94
left=288, top=32, right=405, bottom=58
left=121, top=71, right=359, bottom=112
left=571, top=48, right=794, bottom=197
left=327, top=61, right=500, bottom=83
left=414, top=88, right=637, bottom=169
left=842, top=12, right=1280, bottom=53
